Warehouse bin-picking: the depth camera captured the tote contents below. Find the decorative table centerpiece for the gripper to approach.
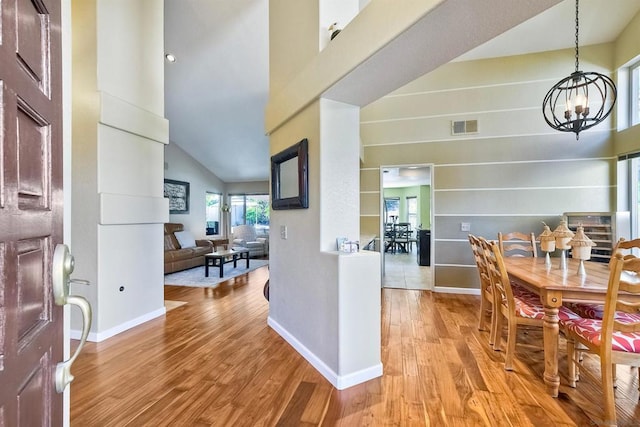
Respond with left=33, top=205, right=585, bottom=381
left=538, top=222, right=556, bottom=268
left=567, top=225, right=596, bottom=275
left=552, top=220, right=574, bottom=270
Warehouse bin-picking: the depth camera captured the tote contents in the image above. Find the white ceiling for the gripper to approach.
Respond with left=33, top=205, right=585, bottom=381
left=163, top=0, right=640, bottom=184
left=383, top=167, right=431, bottom=188
left=164, top=0, right=269, bottom=183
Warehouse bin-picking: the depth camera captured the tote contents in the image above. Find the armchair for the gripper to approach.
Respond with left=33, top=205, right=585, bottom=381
left=232, top=224, right=268, bottom=257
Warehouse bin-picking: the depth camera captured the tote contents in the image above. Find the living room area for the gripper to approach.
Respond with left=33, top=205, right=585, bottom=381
left=162, top=141, right=270, bottom=287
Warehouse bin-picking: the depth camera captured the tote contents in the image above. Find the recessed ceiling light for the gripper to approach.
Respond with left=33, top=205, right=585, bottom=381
left=165, top=53, right=176, bottom=63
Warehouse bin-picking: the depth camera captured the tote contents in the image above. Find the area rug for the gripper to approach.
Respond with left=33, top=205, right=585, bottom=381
left=164, top=259, right=269, bottom=288
left=164, top=300, right=188, bottom=311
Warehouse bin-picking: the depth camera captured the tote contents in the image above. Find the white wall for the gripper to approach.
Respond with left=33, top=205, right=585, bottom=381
left=318, top=0, right=359, bottom=50
left=266, top=0, right=561, bottom=133
left=71, top=0, right=168, bottom=341
left=227, top=181, right=269, bottom=195
left=164, top=142, right=227, bottom=239
left=360, top=43, right=626, bottom=290
left=268, top=1, right=381, bottom=389
left=614, top=10, right=640, bottom=155
left=319, top=99, right=360, bottom=250
left=269, top=101, right=334, bottom=365
left=96, top=0, right=164, bottom=115
left=267, top=99, right=382, bottom=389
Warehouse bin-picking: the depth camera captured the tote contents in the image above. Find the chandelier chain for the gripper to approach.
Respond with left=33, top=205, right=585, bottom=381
left=574, top=0, right=580, bottom=72
left=542, top=0, right=617, bottom=139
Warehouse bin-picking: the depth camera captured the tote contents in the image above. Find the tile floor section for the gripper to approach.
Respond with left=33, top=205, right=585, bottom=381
left=383, top=246, right=432, bottom=289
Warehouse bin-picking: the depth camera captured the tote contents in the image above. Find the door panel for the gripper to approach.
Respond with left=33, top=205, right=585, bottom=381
left=16, top=0, right=48, bottom=87
left=17, top=238, right=49, bottom=341
left=18, top=104, right=50, bottom=209
left=0, top=0, right=63, bottom=425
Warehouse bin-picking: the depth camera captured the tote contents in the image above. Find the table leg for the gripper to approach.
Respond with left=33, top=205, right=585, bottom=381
left=205, top=258, right=211, bottom=277
left=542, top=304, right=561, bottom=397
left=233, top=254, right=238, bottom=268
left=245, top=253, right=249, bottom=268
left=218, top=258, right=224, bottom=278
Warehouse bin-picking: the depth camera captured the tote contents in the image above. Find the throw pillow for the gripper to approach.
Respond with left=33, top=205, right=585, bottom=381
left=174, top=230, right=196, bottom=249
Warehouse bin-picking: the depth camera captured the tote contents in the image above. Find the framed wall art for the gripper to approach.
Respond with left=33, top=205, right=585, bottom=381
left=164, top=179, right=190, bottom=214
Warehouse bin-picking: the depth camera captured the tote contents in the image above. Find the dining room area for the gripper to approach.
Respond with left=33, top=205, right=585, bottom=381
left=381, top=165, right=432, bottom=290
left=468, top=224, right=640, bottom=426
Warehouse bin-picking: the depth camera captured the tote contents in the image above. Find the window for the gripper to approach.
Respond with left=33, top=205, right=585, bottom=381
left=619, top=154, right=640, bottom=239
left=230, top=194, right=270, bottom=234
left=205, top=192, right=221, bottom=235
left=631, top=60, right=640, bottom=127
left=406, top=196, right=417, bottom=230
left=631, top=157, right=640, bottom=239
left=384, top=197, right=400, bottom=223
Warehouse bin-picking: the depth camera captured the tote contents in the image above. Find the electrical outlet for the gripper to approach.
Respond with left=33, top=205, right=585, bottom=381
left=461, top=222, right=471, bottom=232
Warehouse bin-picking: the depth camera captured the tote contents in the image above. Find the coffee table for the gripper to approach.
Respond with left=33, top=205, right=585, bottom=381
left=204, top=248, right=250, bottom=278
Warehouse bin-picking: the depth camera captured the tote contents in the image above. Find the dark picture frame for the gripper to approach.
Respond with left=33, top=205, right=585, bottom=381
left=271, top=138, right=309, bottom=210
left=164, top=179, right=190, bottom=214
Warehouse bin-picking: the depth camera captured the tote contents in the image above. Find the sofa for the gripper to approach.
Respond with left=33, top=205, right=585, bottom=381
left=164, top=223, right=213, bottom=274
left=231, top=224, right=268, bottom=258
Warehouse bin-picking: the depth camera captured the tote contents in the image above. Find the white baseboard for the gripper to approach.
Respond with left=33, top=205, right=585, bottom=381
left=267, top=316, right=382, bottom=390
left=336, top=363, right=383, bottom=390
left=434, top=286, right=481, bottom=295
left=70, top=307, right=166, bottom=342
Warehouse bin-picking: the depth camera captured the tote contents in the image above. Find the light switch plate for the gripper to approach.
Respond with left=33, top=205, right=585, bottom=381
left=461, top=222, right=471, bottom=232
left=280, top=225, right=287, bottom=239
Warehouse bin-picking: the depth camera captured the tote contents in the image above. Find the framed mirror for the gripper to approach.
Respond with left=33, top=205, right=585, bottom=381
left=271, top=138, right=309, bottom=210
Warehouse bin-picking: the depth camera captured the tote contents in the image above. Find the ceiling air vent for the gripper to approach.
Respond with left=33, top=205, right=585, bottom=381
left=451, top=120, right=478, bottom=135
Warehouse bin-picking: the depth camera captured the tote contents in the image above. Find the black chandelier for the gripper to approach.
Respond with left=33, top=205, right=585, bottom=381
left=542, top=0, right=617, bottom=140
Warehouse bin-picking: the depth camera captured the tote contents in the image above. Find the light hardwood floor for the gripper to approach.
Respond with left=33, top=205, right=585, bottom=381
left=70, top=265, right=640, bottom=426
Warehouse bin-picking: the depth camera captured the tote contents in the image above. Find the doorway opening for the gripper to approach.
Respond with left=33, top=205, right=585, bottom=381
left=380, top=164, right=433, bottom=290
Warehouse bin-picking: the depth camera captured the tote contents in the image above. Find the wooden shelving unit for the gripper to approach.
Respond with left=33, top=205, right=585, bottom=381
left=563, top=212, right=630, bottom=263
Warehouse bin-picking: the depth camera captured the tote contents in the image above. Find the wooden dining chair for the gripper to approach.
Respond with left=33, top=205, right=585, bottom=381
left=611, top=237, right=640, bottom=265
left=469, top=234, right=496, bottom=342
left=384, top=223, right=396, bottom=253
left=562, top=253, right=640, bottom=427
left=482, top=238, right=580, bottom=370
left=394, top=223, right=411, bottom=253
left=568, top=238, right=640, bottom=321
left=498, top=231, right=538, bottom=258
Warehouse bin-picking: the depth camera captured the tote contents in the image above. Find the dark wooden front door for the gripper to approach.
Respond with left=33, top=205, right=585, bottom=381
left=0, top=0, right=64, bottom=425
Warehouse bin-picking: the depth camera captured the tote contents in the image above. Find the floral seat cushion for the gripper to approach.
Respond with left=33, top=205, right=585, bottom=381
left=562, top=317, right=640, bottom=353
left=509, top=295, right=581, bottom=322
left=512, top=283, right=538, bottom=300
left=512, top=297, right=545, bottom=319
left=565, top=302, right=640, bottom=323
left=565, top=302, right=604, bottom=319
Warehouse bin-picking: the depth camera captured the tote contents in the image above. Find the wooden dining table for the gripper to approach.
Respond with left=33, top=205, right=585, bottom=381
left=503, top=256, right=640, bottom=398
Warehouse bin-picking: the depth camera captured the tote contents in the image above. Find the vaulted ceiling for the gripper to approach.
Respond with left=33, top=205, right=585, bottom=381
left=163, top=0, right=640, bottom=184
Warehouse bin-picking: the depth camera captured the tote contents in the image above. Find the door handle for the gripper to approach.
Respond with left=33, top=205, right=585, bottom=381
left=52, top=244, right=92, bottom=393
